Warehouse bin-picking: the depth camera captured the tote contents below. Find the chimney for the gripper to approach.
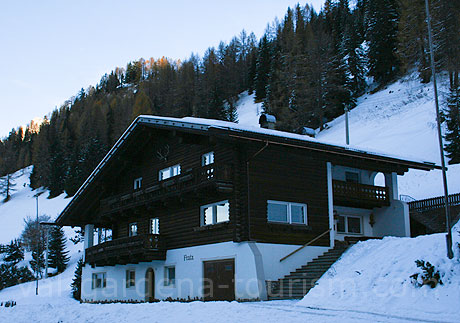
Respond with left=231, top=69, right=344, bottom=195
left=298, top=126, right=316, bottom=138
left=259, top=114, right=276, bottom=130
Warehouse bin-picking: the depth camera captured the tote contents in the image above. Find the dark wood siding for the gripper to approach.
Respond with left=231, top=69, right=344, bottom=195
left=246, top=143, right=330, bottom=246
left=103, top=128, right=238, bottom=249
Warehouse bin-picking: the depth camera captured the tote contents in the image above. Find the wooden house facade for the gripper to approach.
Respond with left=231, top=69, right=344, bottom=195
left=56, top=115, right=437, bottom=302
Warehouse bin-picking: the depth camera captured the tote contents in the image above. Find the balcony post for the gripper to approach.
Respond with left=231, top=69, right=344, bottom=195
left=384, top=172, right=398, bottom=201
left=84, top=224, right=94, bottom=249
left=327, top=162, right=335, bottom=248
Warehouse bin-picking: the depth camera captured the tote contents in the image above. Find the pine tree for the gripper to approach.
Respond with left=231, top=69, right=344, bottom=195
left=254, top=35, right=272, bottom=102
left=445, top=85, right=460, bottom=164
left=71, top=257, right=83, bottom=300
left=366, top=0, right=400, bottom=85
left=4, top=239, right=24, bottom=265
left=30, top=248, right=45, bottom=277
left=48, top=226, right=70, bottom=273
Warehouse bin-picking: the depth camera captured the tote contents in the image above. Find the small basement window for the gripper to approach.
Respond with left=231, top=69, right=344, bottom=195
left=150, top=218, right=159, bottom=235
left=126, top=270, right=135, bottom=288
left=336, top=215, right=362, bottom=234
left=164, top=266, right=175, bottom=286
left=129, top=222, right=138, bottom=237
left=267, top=200, right=307, bottom=225
left=92, top=273, right=106, bottom=289
left=201, top=200, right=229, bottom=226
left=134, top=177, right=142, bottom=190
left=202, top=151, right=214, bottom=166
left=159, top=164, right=181, bottom=181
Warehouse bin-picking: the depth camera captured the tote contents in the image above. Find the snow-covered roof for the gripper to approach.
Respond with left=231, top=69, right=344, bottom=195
left=56, top=115, right=437, bottom=225
left=139, top=115, right=437, bottom=166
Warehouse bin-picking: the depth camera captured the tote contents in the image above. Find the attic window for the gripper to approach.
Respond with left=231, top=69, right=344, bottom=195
left=129, top=222, right=138, bottom=237
left=202, top=151, right=214, bottom=166
left=159, top=164, right=181, bottom=181
left=134, top=177, right=142, bottom=190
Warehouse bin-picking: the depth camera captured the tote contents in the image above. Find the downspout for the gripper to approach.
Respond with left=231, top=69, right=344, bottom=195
left=246, top=141, right=269, bottom=241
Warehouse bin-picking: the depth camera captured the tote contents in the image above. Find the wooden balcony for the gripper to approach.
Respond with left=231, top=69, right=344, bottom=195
left=100, top=163, right=233, bottom=216
left=85, top=234, right=165, bottom=266
left=332, top=180, right=390, bottom=209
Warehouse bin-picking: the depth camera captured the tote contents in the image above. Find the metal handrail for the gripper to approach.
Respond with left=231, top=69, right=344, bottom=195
left=279, top=228, right=332, bottom=262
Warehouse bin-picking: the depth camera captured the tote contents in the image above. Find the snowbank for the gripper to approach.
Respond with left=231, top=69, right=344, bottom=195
left=297, top=221, right=460, bottom=322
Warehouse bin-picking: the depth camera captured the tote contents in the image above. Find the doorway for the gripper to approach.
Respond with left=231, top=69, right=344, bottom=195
left=145, top=268, right=155, bottom=302
left=203, top=258, right=235, bottom=301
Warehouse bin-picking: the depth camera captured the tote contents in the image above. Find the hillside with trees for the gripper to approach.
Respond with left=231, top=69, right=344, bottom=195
left=0, top=0, right=459, bottom=199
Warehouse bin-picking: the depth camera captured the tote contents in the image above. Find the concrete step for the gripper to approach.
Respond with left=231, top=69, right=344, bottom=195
left=268, top=243, right=352, bottom=300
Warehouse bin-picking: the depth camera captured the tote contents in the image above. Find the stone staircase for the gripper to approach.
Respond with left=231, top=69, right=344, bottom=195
left=267, top=240, right=358, bottom=300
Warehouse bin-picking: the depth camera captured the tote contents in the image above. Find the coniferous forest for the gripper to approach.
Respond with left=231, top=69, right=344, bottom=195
left=0, top=0, right=459, bottom=198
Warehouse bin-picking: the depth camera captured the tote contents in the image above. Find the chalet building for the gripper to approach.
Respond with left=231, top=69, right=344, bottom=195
left=56, top=115, right=437, bottom=302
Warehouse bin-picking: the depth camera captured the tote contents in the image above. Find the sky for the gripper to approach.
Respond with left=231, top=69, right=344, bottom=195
left=0, top=0, right=325, bottom=138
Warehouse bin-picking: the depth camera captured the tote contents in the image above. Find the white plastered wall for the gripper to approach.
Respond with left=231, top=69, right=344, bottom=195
left=81, top=241, right=330, bottom=302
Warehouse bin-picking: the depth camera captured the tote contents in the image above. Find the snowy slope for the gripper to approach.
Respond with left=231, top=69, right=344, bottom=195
left=297, top=221, right=460, bottom=322
left=236, top=91, right=263, bottom=127
left=0, top=166, right=70, bottom=245
left=316, top=73, right=460, bottom=199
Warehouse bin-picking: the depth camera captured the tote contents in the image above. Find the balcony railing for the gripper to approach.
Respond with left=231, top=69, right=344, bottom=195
left=332, top=180, right=390, bottom=209
left=100, top=163, right=233, bottom=215
left=85, top=234, right=165, bottom=266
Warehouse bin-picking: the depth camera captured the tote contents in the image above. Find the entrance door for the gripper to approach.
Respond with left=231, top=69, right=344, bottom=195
left=203, top=259, right=235, bottom=301
left=145, top=268, right=155, bottom=302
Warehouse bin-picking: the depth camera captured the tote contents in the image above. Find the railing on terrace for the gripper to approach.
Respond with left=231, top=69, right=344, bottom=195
left=100, top=163, right=232, bottom=214
left=408, top=193, right=460, bottom=212
left=332, top=180, right=389, bottom=208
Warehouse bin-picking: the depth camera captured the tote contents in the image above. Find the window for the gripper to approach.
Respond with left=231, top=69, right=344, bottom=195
left=126, top=270, right=135, bottom=288
left=200, top=200, right=229, bottom=226
left=134, top=177, right=142, bottom=190
left=129, top=222, right=138, bottom=237
left=150, top=218, right=159, bottom=235
left=336, top=215, right=362, bottom=234
left=267, top=200, right=307, bottom=224
left=345, top=171, right=360, bottom=183
left=202, top=151, right=214, bottom=166
left=164, top=266, right=175, bottom=286
left=159, top=164, right=181, bottom=181
left=92, top=273, right=106, bottom=289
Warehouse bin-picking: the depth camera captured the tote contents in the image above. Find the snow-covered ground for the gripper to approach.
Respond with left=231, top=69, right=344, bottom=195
left=298, top=221, right=460, bottom=323
left=0, top=166, right=70, bottom=245
left=0, top=77, right=459, bottom=322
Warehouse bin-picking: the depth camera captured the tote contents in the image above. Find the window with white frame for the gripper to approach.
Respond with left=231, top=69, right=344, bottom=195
left=164, top=266, right=175, bottom=286
left=126, top=270, right=135, bottom=288
left=267, top=200, right=307, bottom=224
left=92, top=272, right=106, bottom=289
left=134, top=177, right=142, bottom=190
left=149, top=218, right=159, bottom=235
left=336, top=215, right=362, bottom=234
left=202, top=151, right=214, bottom=166
left=200, top=200, right=229, bottom=226
left=128, top=222, right=138, bottom=237
left=159, top=164, right=181, bottom=181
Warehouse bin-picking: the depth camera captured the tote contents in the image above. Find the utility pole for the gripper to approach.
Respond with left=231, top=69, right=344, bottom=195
left=35, top=194, right=39, bottom=295
left=425, top=0, right=453, bottom=259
